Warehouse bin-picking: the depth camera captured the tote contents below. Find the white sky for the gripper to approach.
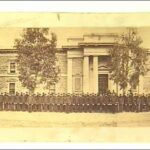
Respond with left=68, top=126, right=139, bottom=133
left=0, top=27, right=150, bottom=49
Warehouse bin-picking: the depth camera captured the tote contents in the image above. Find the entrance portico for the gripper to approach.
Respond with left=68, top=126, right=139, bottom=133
left=83, top=55, right=110, bottom=94
left=66, top=50, right=112, bottom=94
left=64, top=33, right=117, bottom=94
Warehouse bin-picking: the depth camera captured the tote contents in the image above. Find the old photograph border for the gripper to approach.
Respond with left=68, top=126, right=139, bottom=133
left=0, top=0, right=150, bottom=149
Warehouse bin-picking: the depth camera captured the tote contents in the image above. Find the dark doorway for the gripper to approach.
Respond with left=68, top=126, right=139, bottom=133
left=98, top=74, right=108, bottom=94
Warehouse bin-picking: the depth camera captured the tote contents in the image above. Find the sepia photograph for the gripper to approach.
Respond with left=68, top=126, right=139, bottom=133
left=0, top=11, right=150, bottom=144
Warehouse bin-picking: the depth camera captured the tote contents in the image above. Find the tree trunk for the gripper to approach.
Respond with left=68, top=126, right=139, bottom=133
left=116, top=83, right=119, bottom=96
left=29, top=89, right=35, bottom=95
left=123, top=88, right=126, bottom=95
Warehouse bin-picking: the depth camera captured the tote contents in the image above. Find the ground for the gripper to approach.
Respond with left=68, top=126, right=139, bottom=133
left=0, top=112, right=150, bottom=142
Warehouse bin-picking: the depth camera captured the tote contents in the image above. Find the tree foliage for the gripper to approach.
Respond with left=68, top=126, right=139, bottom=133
left=109, top=28, right=148, bottom=93
left=14, top=28, right=60, bottom=93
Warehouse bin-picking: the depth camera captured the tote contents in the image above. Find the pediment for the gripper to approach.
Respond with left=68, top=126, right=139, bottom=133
left=98, top=65, right=109, bottom=70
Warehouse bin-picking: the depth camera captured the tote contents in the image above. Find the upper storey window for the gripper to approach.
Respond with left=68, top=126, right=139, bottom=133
left=9, top=62, right=16, bottom=73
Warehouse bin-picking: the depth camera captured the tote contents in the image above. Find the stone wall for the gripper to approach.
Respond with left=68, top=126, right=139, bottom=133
left=0, top=52, right=68, bottom=94
left=56, top=53, right=67, bottom=74
left=143, top=54, right=150, bottom=93
left=55, top=53, right=67, bottom=93
left=55, top=76, right=67, bottom=93
left=0, top=56, right=9, bottom=74
left=0, top=54, right=20, bottom=93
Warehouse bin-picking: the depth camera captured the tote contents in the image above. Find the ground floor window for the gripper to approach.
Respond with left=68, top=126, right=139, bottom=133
left=9, top=83, right=15, bottom=95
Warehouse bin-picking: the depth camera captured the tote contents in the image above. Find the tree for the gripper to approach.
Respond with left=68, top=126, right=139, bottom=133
left=14, top=28, right=60, bottom=94
left=109, top=28, right=148, bottom=94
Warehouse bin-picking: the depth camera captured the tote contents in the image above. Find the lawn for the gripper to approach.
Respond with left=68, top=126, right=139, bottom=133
left=0, top=112, right=150, bottom=142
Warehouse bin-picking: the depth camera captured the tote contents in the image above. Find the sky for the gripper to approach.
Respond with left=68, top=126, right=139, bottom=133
left=0, top=27, right=150, bottom=49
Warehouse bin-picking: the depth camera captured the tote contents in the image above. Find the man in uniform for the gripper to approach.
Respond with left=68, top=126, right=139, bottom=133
left=71, top=94, right=76, bottom=113
left=54, top=93, right=58, bottom=112
left=82, top=93, right=87, bottom=113
left=10, top=92, right=15, bottom=111
left=70, top=94, right=74, bottom=113
left=99, top=93, right=103, bottom=113
left=50, top=93, right=55, bottom=112
left=76, top=94, right=82, bottom=112
left=147, top=94, right=150, bottom=111
left=101, top=93, right=105, bottom=113
left=0, top=93, right=3, bottom=111
left=107, top=93, right=112, bottom=113
left=68, top=94, right=73, bottom=113
left=3, top=92, right=8, bottom=111
left=118, top=94, right=123, bottom=112
left=94, top=93, right=98, bottom=113
left=41, top=93, right=46, bottom=112
left=45, top=93, right=50, bottom=112
left=7, top=93, right=11, bottom=111
left=55, top=93, right=59, bottom=112
left=141, top=93, right=146, bottom=112
left=24, top=92, right=29, bottom=111
left=127, top=93, right=131, bottom=112
left=22, top=93, right=26, bottom=111
left=136, top=94, right=141, bottom=112
left=40, top=93, right=44, bottom=112
left=38, top=93, right=42, bottom=111
left=59, top=93, right=63, bottom=112
left=44, top=93, right=48, bottom=112
left=123, top=94, right=128, bottom=112
left=31, top=94, right=36, bottom=112
left=91, top=94, right=96, bottom=113
left=133, top=93, right=138, bottom=112
left=33, top=93, right=37, bottom=111
left=86, top=94, right=91, bottom=113
left=15, top=92, right=20, bottom=111
left=46, top=93, right=51, bottom=112
left=28, top=93, right=33, bottom=113
left=59, top=93, right=64, bottom=112
left=19, top=92, right=24, bottom=111
left=145, top=94, right=149, bottom=112
left=112, top=92, right=118, bottom=113
left=104, top=93, right=109, bottom=113
left=53, top=93, right=57, bottom=112
left=83, top=94, right=88, bottom=113
left=62, top=93, right=67, bottom=113
left=78, top=93, right=82, bottom=113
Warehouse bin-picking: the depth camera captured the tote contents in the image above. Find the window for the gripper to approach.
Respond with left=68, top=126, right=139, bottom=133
left=9, top=83, right=15, bottom=95
left=74, top=77, right=82, bottom=92
left=10, top=62, right=16, bottom=73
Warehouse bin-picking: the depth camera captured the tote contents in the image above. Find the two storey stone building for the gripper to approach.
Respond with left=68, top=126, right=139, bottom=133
left=0, top=33, right=150, bottom=94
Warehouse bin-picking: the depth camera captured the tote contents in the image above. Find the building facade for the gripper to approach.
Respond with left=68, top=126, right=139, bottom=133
left=0, top=33, right=150, bottom=94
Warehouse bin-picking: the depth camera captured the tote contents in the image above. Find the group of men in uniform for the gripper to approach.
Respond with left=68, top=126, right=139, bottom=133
left=0, top=92, right=149, bottom=113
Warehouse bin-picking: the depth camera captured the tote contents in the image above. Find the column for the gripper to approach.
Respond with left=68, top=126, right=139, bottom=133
left=93, top=56, right=98, bottom=93
left=67, top=58, right=72, bottom=93
left=83, top=56, right=89, bottom=93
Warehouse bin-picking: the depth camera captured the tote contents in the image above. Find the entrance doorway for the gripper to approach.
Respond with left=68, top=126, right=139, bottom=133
left=98, top=74, right=108, bottom=94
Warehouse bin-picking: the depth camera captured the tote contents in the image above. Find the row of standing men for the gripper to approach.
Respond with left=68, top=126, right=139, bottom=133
left=0, top=92, right=150, bottom=113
